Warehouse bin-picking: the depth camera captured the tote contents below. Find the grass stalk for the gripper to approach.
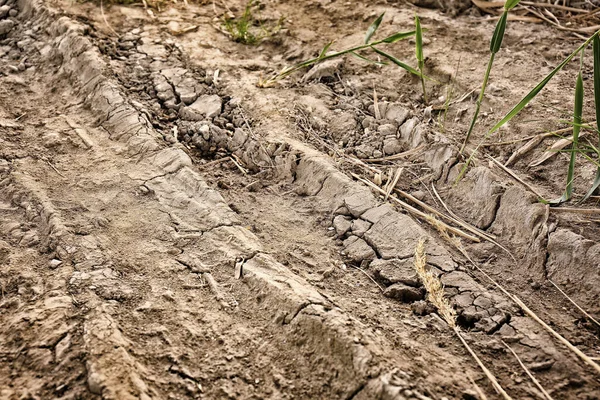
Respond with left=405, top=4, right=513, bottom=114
left=260, top=13, right=424, bottom=86
left=582, top=33, right=600, bottom=201
left=457, top=32, right=595, bottom=183
left=502, top=341, right=554, bottom=400
left=415, top=14, right=427, bottom=103
left=412, top=239, right=512, bottom=400
left=550, top=54, right=584, bottom=204
left=460, top=0, right=519, bottom=153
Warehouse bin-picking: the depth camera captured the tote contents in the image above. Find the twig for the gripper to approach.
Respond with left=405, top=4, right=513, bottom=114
left=488, top=155, right=545, bottom=199
left=350, top=265, right=384, bottom=292
left=429, top=184, right=517, bottom=262
left=502, top=341, right=554, bottom=400
left=395, top=187, right=497, bottom=244
left=198, top=156, right=231, bottom=169
left=350, top=172, right=480, bottom=242
left=384, top=167, right=403, bottom=201
left=360, top=145, right=425, bottom=163
left=230, top=155, right=248, bottom=175
left=468, top=375, right=489, bottom=400
left=466, top=257, right=600, bottom=376
left=455, top=328, right=513, bottom=400
left=100, top=0, right=120, bottom=37
left=549, top=280, right=600, bottom=328
left=549, top=207, right=600, bottom=214
left=47, top=160, right=66, bottom=178
left=203, top=272, right=230, bottom=309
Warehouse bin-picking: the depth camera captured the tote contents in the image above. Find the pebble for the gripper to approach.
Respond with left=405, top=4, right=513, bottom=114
left=49, top=259, right=63, bottom=269
left=0, top=19, right=14, bottom=36
left=383, top=283, right=424, bottom=303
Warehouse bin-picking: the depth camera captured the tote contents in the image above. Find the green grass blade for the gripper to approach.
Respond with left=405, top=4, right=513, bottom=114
left=415, top=15, right=424, bottom=68
left=487, top=38, right=590, bottom=136
left=351, top=51, right=388, bottom=65
left=365, top=13, right=385, bottom=44
left=550, top=70, right=583, bottom=205
left=380, top=30, right=417, bottom=44
left=582, top=33, right=600, bottom=202
left=490, top=12, right=508, bottom=54
left=372, top=47, right=424, bottom=78
left=582, top=170, right=600, bottom=201
left=415, top=14, right=427, bottom=103
left=456, top=35, right=592, bottom=183
left=504, top=0, right=522, bottom=11
left=318, top=41, right=333, bottom=59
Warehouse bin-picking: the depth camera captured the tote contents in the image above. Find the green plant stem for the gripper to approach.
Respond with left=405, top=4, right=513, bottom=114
left=269, top=32, right=417, bottom=83
left=421, top=76, right=428, bottom=104
left=456, top=33, right=595, bottom=184
left=460, top=52, right=495, bottom=154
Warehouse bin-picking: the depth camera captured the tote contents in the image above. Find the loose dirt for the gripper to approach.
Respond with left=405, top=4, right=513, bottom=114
left=1, top=0, right=600, bottom=399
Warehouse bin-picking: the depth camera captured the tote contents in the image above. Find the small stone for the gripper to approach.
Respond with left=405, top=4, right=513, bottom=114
left=343, top=236, right=375, bottom=263
left=384, top=104, right=410, bottom=125
left=371, top=258, right=420, bottom=287
left=88, top=372, right=104, bottom=394
left=473, top=295, right=493, bottom=309
left=49, top=259, right=62, bottom=269
left=453, top=292, right=474, bottom=308
left=351, top=219, right=371, bottom=237
left=179, top=94, right=222, bottom=121
left=411, top=300, right=435, bottom=316
left=384, top=283, right=424, bottom=303
left=0, top=5, right=11, bottom=18
left=0, top=19, right=14, bottom=36
left=332, top=215, right=352, bottom=237
left=8, top=9, right=17, bottom=17
left=382, top=137, right=403, bottom=155
left=377, top=124, right=397, bottom=136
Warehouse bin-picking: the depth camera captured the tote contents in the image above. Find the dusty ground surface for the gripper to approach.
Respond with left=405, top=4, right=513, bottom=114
left=1, top=0, right=600, bottom=398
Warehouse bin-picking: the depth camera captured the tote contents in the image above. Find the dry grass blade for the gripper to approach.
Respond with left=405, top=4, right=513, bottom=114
left=395, top=187, right=509, bottom=250
left=520, top=1, right=587, bottom=13
left=361, top=144, right=425, bottom=162
left=505, top=133, right=547, bottom=166
left=428, top=184, right=518, bottom=263
left=350, top=173, right=480, bottom=242
left=513, top=295, right=600, bottom=375
left=549, top=207, right=600, bottom=214
left=488, top=155, right=545, bottom=199
left=413, top=239, right=511, bottom=400
left=351, top=265, right=385, bottom=292
left=468, top=376, right=489, bottom=400
left=459, top=250, right=600, bottom=375
left=384, top=167, right=403, bottom=200
left=549, top=280, right=600, bottom=328
left=528, top=131, right=589, bottom=167
left=502, top=341, right=554, bottom=400
left=455, top=329, right=513, bottom=400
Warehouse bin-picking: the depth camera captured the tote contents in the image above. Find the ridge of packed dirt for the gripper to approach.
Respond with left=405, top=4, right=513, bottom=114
left=1, top=0, right=599, bottom=398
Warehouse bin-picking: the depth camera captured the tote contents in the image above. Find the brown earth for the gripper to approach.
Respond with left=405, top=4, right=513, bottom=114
left=1, top=0, right=600, bottom=399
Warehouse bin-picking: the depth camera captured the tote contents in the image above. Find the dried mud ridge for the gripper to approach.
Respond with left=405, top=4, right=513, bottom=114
left=0, top=0, right=599, bottom=399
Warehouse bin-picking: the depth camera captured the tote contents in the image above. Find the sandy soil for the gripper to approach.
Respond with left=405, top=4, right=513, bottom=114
left=1, top=0, right=600, bottom=398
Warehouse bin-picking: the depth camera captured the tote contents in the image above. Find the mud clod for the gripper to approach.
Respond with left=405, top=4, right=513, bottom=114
left=384, top=283, right=425, bottom=303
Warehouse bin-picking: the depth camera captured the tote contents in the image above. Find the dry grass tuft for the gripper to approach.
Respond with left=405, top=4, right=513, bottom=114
left=413, top=238, right=456, bottom=327
left=413, top=238, right=513, bottom=400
